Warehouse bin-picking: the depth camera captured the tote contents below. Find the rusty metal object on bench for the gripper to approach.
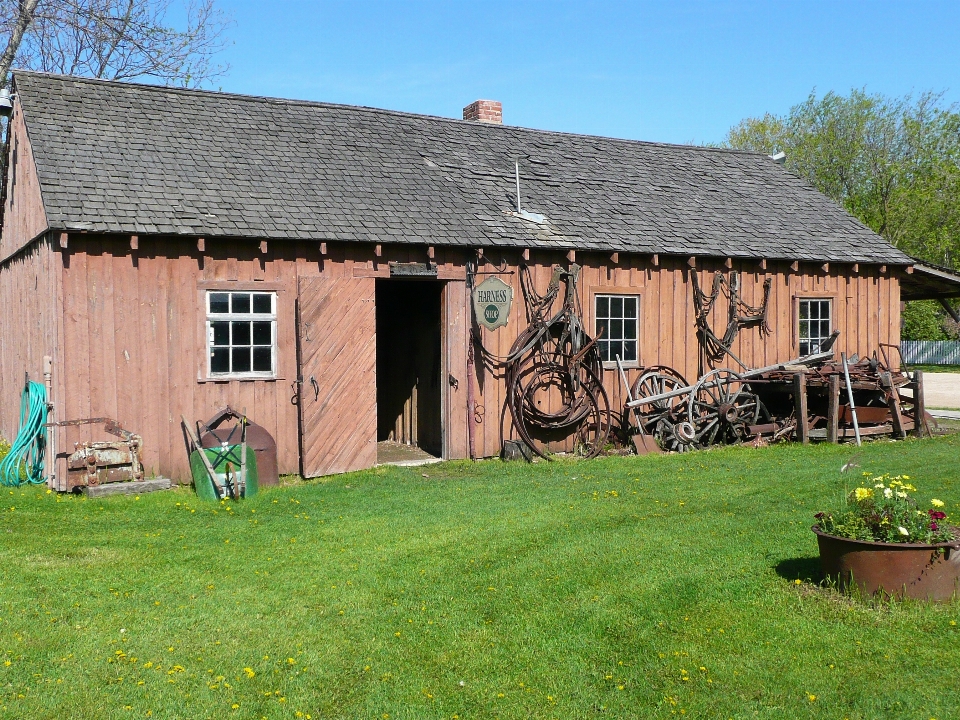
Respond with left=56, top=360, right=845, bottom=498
left=199, top=406, right=278, bottom=486
left=47, top=418, right=144, bottom=491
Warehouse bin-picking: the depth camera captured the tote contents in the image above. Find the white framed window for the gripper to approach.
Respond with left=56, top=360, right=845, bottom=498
left=206, top=291, right=277, bottom=377
left=595, top=294, right=639, bottom=364
left=798, top=298, right=831, bottom=355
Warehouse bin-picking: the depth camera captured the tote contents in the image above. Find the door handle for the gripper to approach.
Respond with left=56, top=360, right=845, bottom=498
left=310, top=375, right=320, bottom=401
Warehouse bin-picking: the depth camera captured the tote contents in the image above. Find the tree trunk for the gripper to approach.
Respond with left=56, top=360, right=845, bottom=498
left=0, top=0, right=41, bottom=88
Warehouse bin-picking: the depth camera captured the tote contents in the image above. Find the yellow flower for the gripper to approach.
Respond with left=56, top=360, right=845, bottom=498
left=854, top=487, right=873, bottom=501
left=932, top=499, right=945, bottom=508
left=243, top=667, right=255, bottom=678
left=808, top=694, right=817, bottom=701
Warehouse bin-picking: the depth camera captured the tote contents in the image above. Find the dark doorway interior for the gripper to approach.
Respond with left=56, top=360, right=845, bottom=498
left=376, top=280, right=443, bottom=458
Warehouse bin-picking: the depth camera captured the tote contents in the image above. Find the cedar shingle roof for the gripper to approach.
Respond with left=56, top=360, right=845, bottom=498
left=13, top=71, right=912, bottom=264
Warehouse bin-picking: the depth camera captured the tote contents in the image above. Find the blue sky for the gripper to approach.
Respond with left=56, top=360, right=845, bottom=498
left=214, top=0, right=960, bottom=145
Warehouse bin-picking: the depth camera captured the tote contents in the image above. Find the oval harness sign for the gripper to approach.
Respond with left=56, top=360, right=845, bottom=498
left=473, top=276, right=513, bottom=330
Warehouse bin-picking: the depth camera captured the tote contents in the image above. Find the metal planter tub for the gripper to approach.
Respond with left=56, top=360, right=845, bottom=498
left=813, top=526, right=960, bottom=601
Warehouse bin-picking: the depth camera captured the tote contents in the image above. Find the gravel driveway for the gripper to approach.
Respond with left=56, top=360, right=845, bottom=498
left=919, top=372, right=960, bottom=409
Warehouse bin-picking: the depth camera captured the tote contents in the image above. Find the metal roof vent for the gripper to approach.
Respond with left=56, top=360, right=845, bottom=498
left=514, top=161, right=545, bottom=224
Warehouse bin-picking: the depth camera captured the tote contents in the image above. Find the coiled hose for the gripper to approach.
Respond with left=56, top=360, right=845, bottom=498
left=0, top=381, right=48, bottom=487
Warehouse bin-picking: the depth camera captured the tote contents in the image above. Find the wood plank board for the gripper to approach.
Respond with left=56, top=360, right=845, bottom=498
left=297, top=274, right=377, bottom=476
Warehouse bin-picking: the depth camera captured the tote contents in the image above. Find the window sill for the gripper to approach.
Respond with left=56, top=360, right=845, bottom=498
left=197, top=375, right=284, bottom=383
left=602, top=362, right=640, bottom=370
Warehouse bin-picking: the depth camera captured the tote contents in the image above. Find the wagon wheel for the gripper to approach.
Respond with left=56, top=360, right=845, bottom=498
left=630, top=367, right=688, bottom=436
left=654, top=415, right=698, bottom=453
left=687, top=369, right=760, bottom=446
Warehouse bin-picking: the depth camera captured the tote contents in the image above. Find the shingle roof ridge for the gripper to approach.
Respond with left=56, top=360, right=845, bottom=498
left=10, top=69, right=769, bottom=160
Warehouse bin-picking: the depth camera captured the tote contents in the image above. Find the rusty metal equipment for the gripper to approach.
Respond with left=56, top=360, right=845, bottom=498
left=622, top=346, right=931, bottom=453
left=48, top=418, right=144, bottom=491
left=475, top=263, right=611, bottom=460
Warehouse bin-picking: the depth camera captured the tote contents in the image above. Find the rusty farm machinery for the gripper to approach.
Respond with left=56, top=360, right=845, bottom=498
left=621, top=348, right=930, bottom=453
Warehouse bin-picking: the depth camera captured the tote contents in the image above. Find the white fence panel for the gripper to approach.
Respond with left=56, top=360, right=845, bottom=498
left=901, top=341, right=960, bottom=365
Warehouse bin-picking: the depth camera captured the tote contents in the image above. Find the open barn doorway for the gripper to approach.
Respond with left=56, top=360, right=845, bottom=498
left=376, top=279, right=443, bottom=464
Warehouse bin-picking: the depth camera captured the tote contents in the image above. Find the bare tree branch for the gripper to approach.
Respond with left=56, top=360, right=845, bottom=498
left=0, top=0, right=231, bottom=87
left=0, top=0, right=40, bottom=86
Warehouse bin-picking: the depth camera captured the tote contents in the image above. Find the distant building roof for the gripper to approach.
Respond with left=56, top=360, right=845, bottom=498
left=12, top=71, right=912, bottom=265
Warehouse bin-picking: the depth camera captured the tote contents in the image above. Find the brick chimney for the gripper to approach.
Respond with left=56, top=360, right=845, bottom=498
left=463, top=100, right=502, bottom=124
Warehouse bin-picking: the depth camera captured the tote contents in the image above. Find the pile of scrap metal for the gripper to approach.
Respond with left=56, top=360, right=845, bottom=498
left=50, top=417, right=145, bottom=491
left=621, top=347, right=931, bottom=453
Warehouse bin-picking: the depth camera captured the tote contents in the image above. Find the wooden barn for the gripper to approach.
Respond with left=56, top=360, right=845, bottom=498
left=1, top=72, right=957, bottom=488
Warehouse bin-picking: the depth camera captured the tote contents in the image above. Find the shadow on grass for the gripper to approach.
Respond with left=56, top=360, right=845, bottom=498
left=775, top=556, right=825, bottom=584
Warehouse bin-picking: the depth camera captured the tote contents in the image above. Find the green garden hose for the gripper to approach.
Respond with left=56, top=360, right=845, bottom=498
left=0, top=381, right=48, bottom=487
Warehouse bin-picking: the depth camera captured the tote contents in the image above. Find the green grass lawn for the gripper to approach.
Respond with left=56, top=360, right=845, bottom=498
left=905, top=363, right=960, bottom=374
left=3, top=437, right=960, bottom=719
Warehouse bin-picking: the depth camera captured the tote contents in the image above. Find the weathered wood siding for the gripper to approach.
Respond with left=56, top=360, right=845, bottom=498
left=468, top=251, right=900, bottom=458
left=0, top=237, right=61, bottom=452
left=0, top=98, right=48, bottom=261
left=42, top=236, right=901, bottom=482
left=53, top=238, right=470, bottom=482
left=0, top=99, right=59, bottom=466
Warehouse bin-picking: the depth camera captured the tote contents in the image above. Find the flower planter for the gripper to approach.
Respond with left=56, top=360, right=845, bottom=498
left=813, top=526, right=960, bottom=601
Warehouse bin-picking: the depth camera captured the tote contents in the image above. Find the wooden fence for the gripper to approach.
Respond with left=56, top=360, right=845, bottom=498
left=901, top=341, right=960, bottom=365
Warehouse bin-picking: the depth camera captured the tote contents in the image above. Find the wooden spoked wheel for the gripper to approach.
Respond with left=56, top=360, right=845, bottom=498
left=687, top=369, right=760, bottom=446
left=631, top=367, right=688, bottom=436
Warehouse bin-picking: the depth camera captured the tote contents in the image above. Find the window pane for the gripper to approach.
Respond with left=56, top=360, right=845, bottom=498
left=252, top=321, right=272, bottom=345
left=611, top=297, right=623, bottom=317
left=211, top=322, right=229, bottom=346
left=253, top=347, right=272, bottom=372
left=799, top=303, right=809, bottom=320
left=610, top=319, right=623, bottom=341
left=597, top=319, right=608, bottom=339
left=210, top=348, right=229, bottom=373
left=624, top=318, right=637, bottom=340
left=596, top=296, right=609, bottom=318
left=231, top=293, right=251, bottom=314
left=799, top=322, right=809, bottom=339
left=209, top=293, right=229, bottom=313
left=610, top=341, right=623, bottom=362
left=253, top=293, right=272, bottom=314
left=232, top=321, right=251, bottom=346
left=598, top=340, right=610, bottom=362
left=623, top=297, right=637, bottom=319
left=231, top=347, right=251, bottom=372
left=624, top=340, right=637, bottom=362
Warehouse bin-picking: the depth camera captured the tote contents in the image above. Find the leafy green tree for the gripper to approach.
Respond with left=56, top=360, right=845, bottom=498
left=901, top=300, right=952, bottom=341
left=726, top=89, right=960, bottom=334
left=725, top=89, right=960, bottom=269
